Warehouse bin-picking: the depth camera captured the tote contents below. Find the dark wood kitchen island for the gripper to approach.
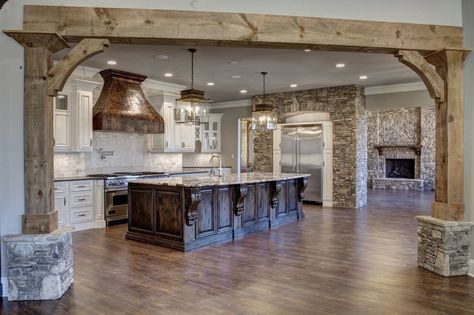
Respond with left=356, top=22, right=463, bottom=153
left=125, top=173, right=310, bottom=251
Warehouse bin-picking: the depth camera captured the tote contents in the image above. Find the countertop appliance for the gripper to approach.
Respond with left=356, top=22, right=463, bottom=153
left=280, top=124, right=323, bottom=204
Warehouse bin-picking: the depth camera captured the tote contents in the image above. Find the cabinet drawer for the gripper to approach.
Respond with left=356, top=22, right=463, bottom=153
left=69, top=191, right=93, bottom=207
left=54, top=182, right=68, bottom=194
left=70, top=181, right=93, bottom=192
left=70, top=208, right=93, bottom=224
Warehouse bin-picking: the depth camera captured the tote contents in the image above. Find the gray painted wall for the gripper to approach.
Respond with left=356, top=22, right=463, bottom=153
left=366, top=90, right=434, bottom=110
left=462, top=0, right=474, bottom=263
left=211, top=106, right=253, bottom=171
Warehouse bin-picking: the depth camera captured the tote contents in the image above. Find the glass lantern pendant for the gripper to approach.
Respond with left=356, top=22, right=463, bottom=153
left=176, top=48, right=210, bottom=125
left=251, top=72, right=278, bottom=130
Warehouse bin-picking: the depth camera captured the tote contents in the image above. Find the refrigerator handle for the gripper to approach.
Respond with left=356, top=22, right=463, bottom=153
left=296, top=139, right=300, bottom=172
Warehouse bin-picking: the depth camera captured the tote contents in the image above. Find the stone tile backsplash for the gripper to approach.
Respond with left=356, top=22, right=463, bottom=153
left=54, top=132, right=183, bottom=177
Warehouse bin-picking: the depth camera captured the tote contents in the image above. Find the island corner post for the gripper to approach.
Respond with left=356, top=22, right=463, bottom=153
left=1, top=5, right=470, bottom=275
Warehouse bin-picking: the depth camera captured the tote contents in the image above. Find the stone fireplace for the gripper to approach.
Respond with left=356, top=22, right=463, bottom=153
left=368, top=106, right=435, bottom=191
left=385, top=158, right=415, bottom=179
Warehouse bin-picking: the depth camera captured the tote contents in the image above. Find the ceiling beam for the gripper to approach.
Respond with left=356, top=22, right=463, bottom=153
left=21, top=5, right=463, bottom=54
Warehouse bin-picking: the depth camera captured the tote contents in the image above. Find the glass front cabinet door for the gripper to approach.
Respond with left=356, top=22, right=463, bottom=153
left=201, top=113, right=223, bottom=153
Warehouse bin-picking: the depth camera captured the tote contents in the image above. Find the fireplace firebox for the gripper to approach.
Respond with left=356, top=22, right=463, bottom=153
left=385, top=158, right=415, bottom=179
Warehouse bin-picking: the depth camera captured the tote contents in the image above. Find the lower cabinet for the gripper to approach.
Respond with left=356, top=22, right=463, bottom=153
left=54, top=179, right=106, bottom=231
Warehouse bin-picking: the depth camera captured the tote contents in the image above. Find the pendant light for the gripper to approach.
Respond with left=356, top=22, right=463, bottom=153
left=251, top=72, right=278, bottom=130
left=176, top=48, right=210, bottom=126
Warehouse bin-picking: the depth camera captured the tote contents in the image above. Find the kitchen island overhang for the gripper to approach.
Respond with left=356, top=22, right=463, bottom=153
left=125, top=173, right=310, bottom=251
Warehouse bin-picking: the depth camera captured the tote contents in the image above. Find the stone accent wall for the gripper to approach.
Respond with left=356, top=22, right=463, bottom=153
left=4, top=228, right=73, bottom=301
left=416, top=216, right=472, bottom=276
left=373, top=178, right=424, bottom=191
left=367, top=106, right=435, bottom=191
left=253, top=85, right=367, bottom=208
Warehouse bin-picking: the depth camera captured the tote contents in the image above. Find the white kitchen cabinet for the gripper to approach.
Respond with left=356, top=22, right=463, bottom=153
left=54, top=179, right=106, bottom=231
left=53, top=79, right=100, bottom=153
left=201, top=113, right=223, bottom=153
left=149, top=94, right=196, bottom=153
left=175, top=124, right=195, bottom=152
left=53, top=182, right=68, bottom=227
left=53, top=94, right=73, bottom=152
left=76, top=90, right=94, bottom=152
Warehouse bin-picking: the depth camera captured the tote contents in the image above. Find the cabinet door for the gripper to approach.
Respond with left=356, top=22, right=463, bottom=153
left=54, top=193, right=67, bottom=227
left=77, top=91, right=93, bottom=152
left=202, top=114, right=222, bottom=153
left=53, top=95, right=72, bottom=152
left=174, top=123, right=183, bottom=150
left=94, top=180, right=105, bottom=223
left=181, top=125, right=195, bottom=152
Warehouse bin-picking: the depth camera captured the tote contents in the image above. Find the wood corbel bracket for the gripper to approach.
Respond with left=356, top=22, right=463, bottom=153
left=297, top=177, right=309, bottom=202
left=185, top=189, right=202, bottom=226
left=234, top=184, right=248, bottom=216
left=48, top=38, right=110, bottom=96
left=395, top=50, right=445, bottom=103
left=270, top=181, right=282, bottom=209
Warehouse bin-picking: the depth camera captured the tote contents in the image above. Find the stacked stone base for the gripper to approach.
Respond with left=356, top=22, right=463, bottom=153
left=416, top=216, right=472, bottom=276
left=373, top=178, right=424, bottom=191
left=4, top=228, right=73, bottom=301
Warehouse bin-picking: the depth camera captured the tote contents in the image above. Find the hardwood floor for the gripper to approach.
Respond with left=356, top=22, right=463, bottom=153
left=2, top=190, right=474, bottom=315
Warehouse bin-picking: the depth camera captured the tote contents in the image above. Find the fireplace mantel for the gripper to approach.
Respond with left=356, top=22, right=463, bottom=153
left=374, top=145, right=422, bottom=156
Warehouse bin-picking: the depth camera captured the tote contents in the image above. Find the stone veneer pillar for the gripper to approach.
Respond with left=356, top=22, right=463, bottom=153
left=4, top=228, right=73, bottom=301
left=253, top=85, right=367, bottom=208
left=416, top=216, right=472, bottom=276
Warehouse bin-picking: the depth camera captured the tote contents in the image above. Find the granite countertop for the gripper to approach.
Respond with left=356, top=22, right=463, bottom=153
left=131, top=172, right=311, bottom=187
left=54, top=169, right=211, bottom=182
left=54, top=175, right=106, bottom=182
left=182, top=166, right=232, bottom=169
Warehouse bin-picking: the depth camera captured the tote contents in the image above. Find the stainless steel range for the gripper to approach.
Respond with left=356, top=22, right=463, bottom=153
left=88, top=171, right=167, bottom=225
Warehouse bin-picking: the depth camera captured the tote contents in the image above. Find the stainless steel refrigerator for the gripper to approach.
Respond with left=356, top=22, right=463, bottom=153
left=280, top=124, right=323, bottom=204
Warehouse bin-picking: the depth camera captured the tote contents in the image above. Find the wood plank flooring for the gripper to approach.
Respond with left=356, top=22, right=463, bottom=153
left=2, top=190, right=474, bottom=315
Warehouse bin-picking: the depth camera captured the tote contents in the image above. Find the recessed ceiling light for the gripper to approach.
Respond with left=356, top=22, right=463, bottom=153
left=336, top=63, right=345, bottom=68
left=229, top=61, right=238, bottom=64
left=231, top=75, right=241, bottom=79
left=304, top=49, right=311, bottom=52
left=207, top=82, right=215, bottom=86
left=290, top=83, right=298, bottom=88
left=155, top=54, right=169, bottom=60
left=240, top=89, right=248, bottom=94
left=107, top=60, right=117, bottom=65
left=164, top=73, right=173, bottom=77
left=359, top=75, right=368, bottom=80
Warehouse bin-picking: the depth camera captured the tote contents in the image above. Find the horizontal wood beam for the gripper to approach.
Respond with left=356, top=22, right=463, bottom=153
left=48, top=38, right=110, bottom=96
left=4, top=30, right=69, bottom=53
left=22, top=5, right=464, bottom=53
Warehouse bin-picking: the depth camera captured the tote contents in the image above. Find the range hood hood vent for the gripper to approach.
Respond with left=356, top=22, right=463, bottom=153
left=93, top=69, right=164, bottom=134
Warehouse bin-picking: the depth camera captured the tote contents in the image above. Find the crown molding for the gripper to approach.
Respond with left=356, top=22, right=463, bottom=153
left=211, top=99, right=252, bottom=109
left=365, top=82, right=427, bottom=95
left=71, top=66, right=186, bottom=94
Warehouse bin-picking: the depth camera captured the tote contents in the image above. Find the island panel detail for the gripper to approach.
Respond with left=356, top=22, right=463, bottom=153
left=126, top=173, right=310, bottom=251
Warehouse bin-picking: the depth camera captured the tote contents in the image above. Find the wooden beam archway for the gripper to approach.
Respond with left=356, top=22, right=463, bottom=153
left=2, top=5, right=471, bottom=232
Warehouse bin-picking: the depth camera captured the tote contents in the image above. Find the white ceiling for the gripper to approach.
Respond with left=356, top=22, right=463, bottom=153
left=65, top=44, right=422, bottom=102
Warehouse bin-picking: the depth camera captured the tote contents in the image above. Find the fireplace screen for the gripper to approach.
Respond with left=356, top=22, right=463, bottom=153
left=385, top=159, right=415, bottom=179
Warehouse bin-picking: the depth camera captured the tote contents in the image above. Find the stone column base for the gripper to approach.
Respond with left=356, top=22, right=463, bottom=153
left=4, top=227, right=73, bottom=301
left=416, top=216, right=472, bottom=276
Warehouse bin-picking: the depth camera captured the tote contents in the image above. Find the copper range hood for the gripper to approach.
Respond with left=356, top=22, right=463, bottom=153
left=93, top=69, right=164, bottom=134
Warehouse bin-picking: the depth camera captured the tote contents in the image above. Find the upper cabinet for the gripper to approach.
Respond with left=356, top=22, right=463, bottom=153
left=148, top=94, right=196, bottom=153
left=201, top=113, right=223, bottom=153
left=54, top=79, right=100, bottom=153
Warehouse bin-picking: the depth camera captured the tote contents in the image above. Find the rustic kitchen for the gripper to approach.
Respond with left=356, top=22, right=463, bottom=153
left=2, top=2, right=474, bottom=314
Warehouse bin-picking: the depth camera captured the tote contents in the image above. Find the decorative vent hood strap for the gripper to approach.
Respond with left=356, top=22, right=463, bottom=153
left=93, top=69, right=164, bottom=134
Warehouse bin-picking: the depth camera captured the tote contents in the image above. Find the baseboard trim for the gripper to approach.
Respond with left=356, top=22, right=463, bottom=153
left=323, top=201, right=334, bottom=207
left=469, top=260, right=474, bottom=277
left=1, top=276, right=7, bottom=297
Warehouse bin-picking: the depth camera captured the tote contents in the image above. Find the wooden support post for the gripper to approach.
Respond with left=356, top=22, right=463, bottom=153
left=5, top=31, right=69, bottom=233
left=425, top=49, right=470, bottom=221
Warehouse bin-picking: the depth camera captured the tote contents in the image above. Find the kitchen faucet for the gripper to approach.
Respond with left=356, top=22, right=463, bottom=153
left=209, top=154, right=222, bottom=177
